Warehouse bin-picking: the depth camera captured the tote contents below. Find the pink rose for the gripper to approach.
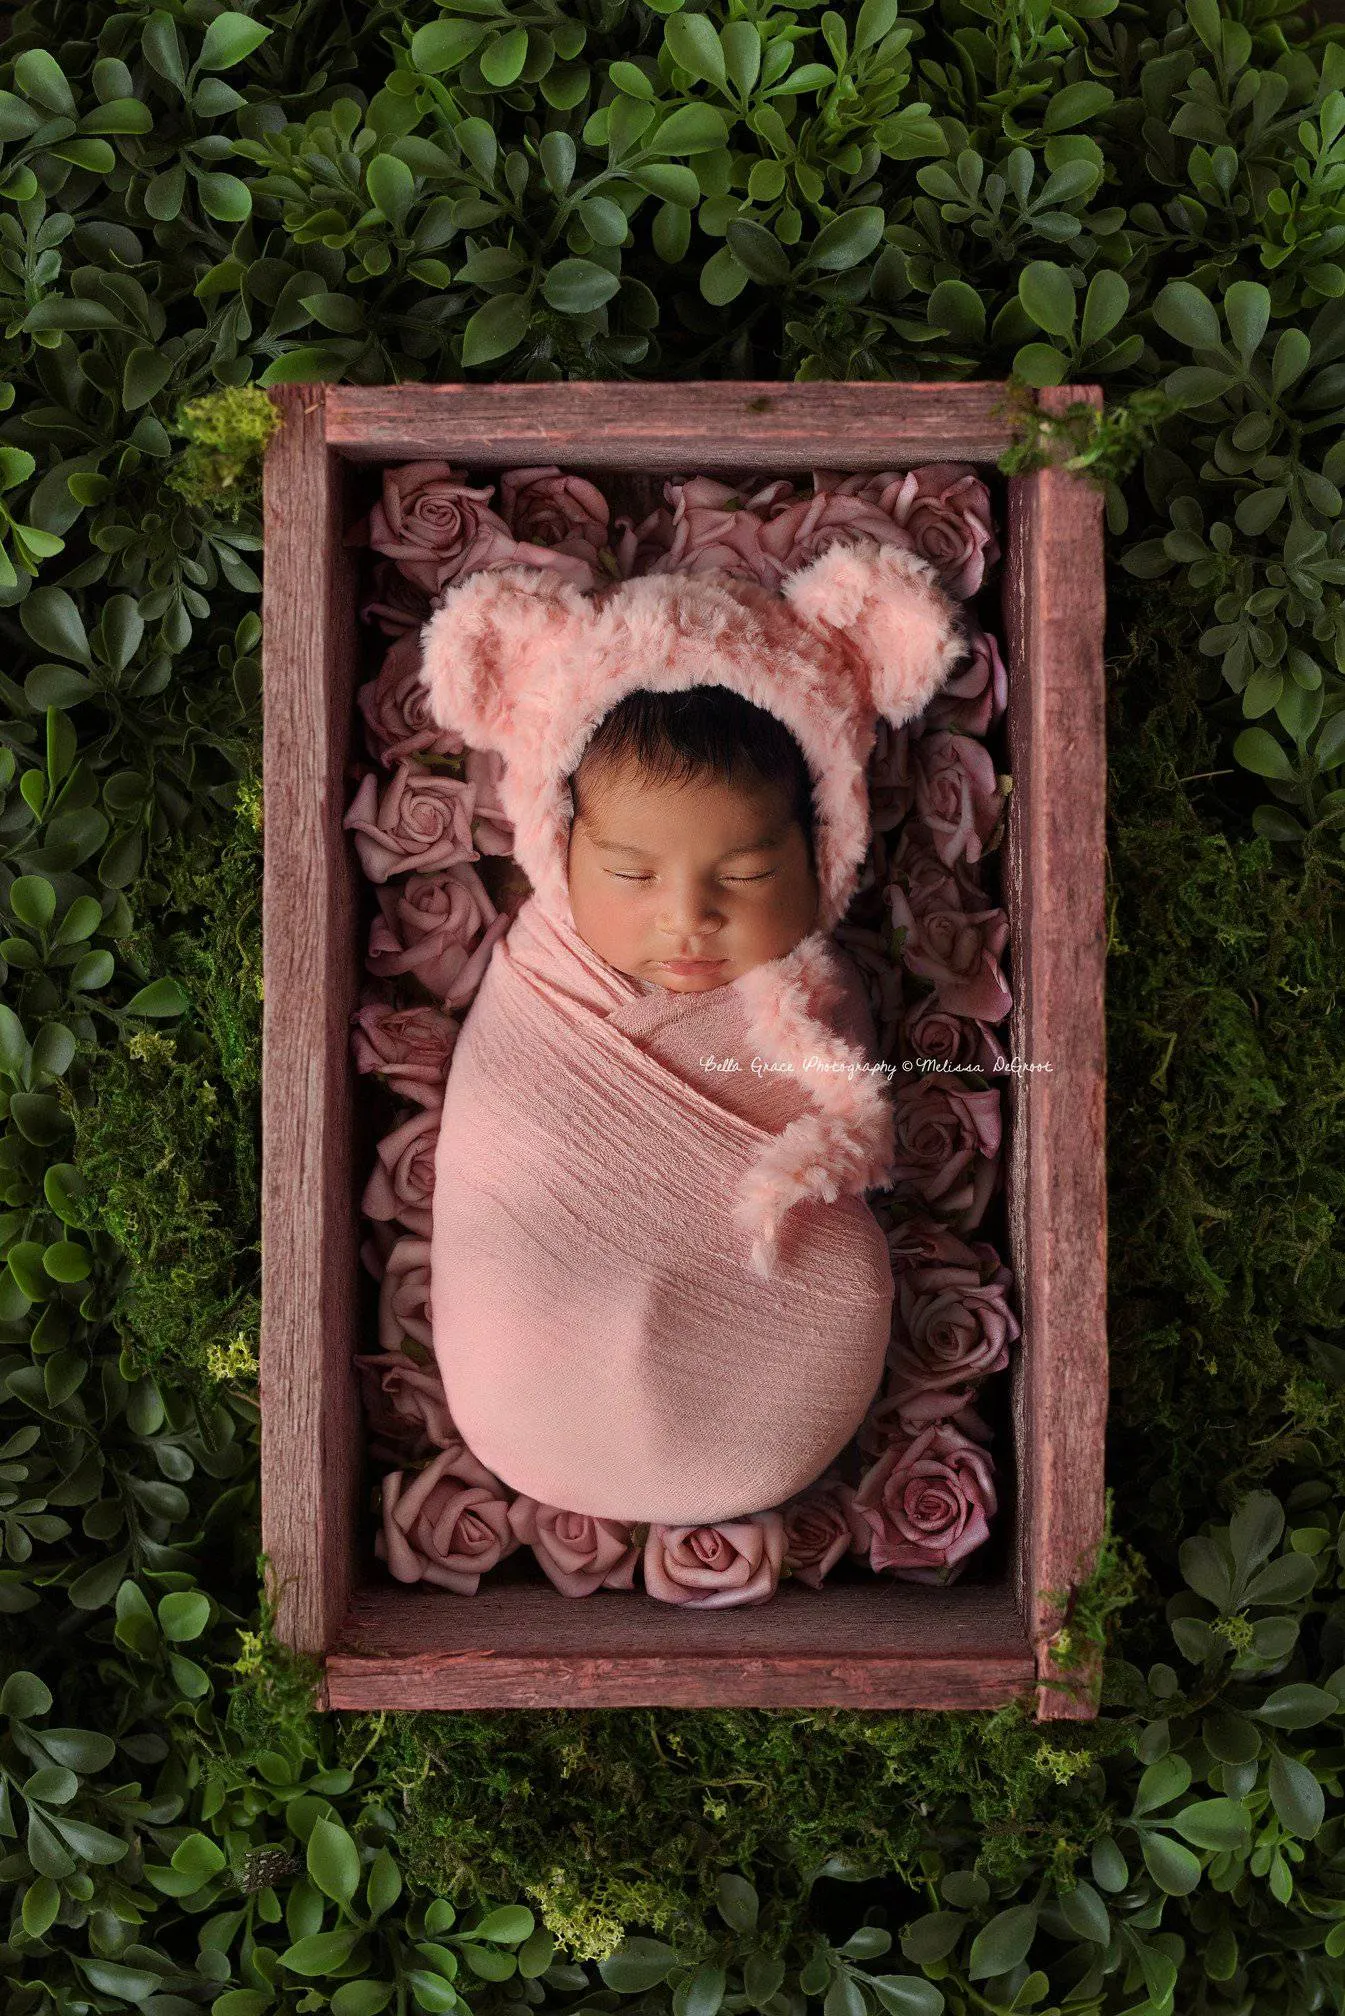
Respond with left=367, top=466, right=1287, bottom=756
left=350, top=998, right=460, bottom=1108
left=612, top=502, right=675, bottom=578
left=758, top=488, right=919, bottom=582
left=813, top=465, right=1000, bottom=600
left=868, top=721, right=914, bottom=833
left=643, top=1511, right=786, bottom=1609
left=887, top=883, right=1012, bottom=1025
left=900, top=997, right=1004, bottom=1077
left=366, top=863, right=511, bottom=1006
left=377, top=1445, right=520, bottom=1594
left=376, top=1233, right=433, bottom=1353
left=858, top=1385, right=994, bottom=1458
left=781, top=1477, right=865, bottom=1589
left=886, top=1213, right=983, bottom=1275
left=354, top=1348, right=460, bottom=1464
left=357, top=632, right=466, bottom=769
left=645, top=475, right=787, bottom=583
left=361, top=1101, right=441, bottom=1238
left=507, top=1496, right=639, bottom=1597
left=853, top=1423, right=998, bottom=1582
left=883, top=1248, right=1019, bottom=1428
left=343, top=765, right=479, bottom=884
left=464, top=748, right=514, bottom=856
left=831, top=922, right=904, bottom=1059
left=912, top=732, right=1005, bottom=869
left=890, top=820, right=991, bottom=913
left=889, top=1080, right=1001, bottom=1233
left=355, top=461, right=505, bottom=594
left=360, top=559, right=433, bottom=638
left=500, top=466, right=611, bottom=565
left=921, top=625, right=1008, bottom=738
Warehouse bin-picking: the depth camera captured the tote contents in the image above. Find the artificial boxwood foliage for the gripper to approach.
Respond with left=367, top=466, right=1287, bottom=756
left=0, top=1, right=1344, bottom=2014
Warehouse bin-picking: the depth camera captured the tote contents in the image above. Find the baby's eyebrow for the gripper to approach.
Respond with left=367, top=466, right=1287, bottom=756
left=590, top=827, right=788, bottom=859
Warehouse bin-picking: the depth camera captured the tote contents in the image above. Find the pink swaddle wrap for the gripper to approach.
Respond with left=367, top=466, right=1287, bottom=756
left=417, top=535, right=971, bottom=1523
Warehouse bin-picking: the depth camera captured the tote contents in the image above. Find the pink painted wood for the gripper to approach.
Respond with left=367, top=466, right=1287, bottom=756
left=260, top=380, right=1108, bottom=1715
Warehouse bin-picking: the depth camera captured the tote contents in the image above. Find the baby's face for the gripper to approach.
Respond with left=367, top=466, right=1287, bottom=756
left=566, top=761, right=820, bottom=993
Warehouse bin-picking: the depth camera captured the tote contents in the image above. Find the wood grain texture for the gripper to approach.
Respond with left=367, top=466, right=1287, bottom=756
left=259, top=378, right=1109, bottom=1714
left=323, top=381, right=1032, bottom=469
left=326, top=1580, right=1036, bottom=1710
left=1001, top=385, right=1110, bottom=1719
left=260, top=385, right=364, bottom=1654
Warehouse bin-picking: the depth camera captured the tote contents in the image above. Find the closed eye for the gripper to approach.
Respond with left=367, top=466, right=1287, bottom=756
left=609, top=871, right=776, bottom=885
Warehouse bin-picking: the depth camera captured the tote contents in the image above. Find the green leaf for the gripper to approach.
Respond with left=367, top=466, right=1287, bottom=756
left=460, top=292, right=529, bottom=367
left=367, top=1847, right=402, bottom=1919
left=1233, top=727, right=1295, bottom=781
left=158, top=1590, right=210, bottom=1641
left=1018, top=260, right=1076, bottom=336
left=309, top=1816, right=362, bottom=1907
left=807, top=206, right=886, bottom=271
left=123, top=347, right=174, bottom=412
left=928, top=278, right=985, bottom=343
left=1169, top=1797, right=1251, bottom=1851
left=470, top=1905, right=535, bottom=1943
left=1141, top=1831, right=1202, bottom=1895
left=124, top=978, right=189, bottom=1018
left=1255, top=1683, right=1340, bottom=1728
left=665, top=13, right=727, bottom=88
left=197, top=172, right=252, bottom=223
left=900, top=1913, right=966, bottom=1965
left=411, top=20, right=484, bottom=72
left=172, top=1831, right=227, bottom=1880
left=15, top=48, right=76, bottom=116
left=967, top=1905, right=1038, bottom=1981
left=21, top=587, right=89, bottom=664
left=824, top=1976, right=866, bottom=2016
left=715, top=1872, right=759, bottom=1933
left=22, top=1874, right=60, bottom=1938
left=1223, top=279, right=1271, bottom=362
left=367, top=155, right=414, bottom=232
left=10, top=876, right=55, bottom=932
left=676, top=1961, right=728, bottom=2016
left=197, top=12, right=272, bottom=70
left=649, top=104, right=729, bottom=154
left=1268, top=1750, right=1326, bottom=1837
left=599, top=1937, right=680, bottom=1993
left=543, top=258, right=619, bottom=313
left=331, top=1985, right=395, bottom=2016
left=725, top=219, right=791, bottom=286
left=867, top=1980, right=943, bottom=2016
left=480, top=27, right=529, bottom=88
left=1154, top=280, right=1222, bottom=351
left=1056, top=1877, right=1109, bottom=1944
left=700, top=244, right=749, bottom=304
left=1042, top=81, right=1114, bottom=130
left=280, top=1927, right=363, bottom=1976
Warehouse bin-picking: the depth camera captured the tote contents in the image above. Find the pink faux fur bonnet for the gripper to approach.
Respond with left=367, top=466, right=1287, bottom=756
left=415, top=537, right=972, bottom=936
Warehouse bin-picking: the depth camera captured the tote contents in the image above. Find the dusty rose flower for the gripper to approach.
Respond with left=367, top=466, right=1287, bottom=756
left=868, top=720, right=915, bottom=832
left=889, top=1080, right=1001, bottom=1233
left=920, top=625, right=1008, bottom=738
left=500, top=466, right=611, bottom=565
left=354, top=1348, right=459, bottom=1463
left=813, top=465, right=1000, bottom=600
left=353, top=461, right=505, bottom=593
left=507, top=1496, right=639, bottom=1597
left=900, top=997, right=1004, bottom=1077
left=360, top=558, right=434, bottom=638
left=859, top=1385, right=994, bottom=1458
left=612, top=502, right=675, bottom=577
left=644, top=475, right=784, bottom=582
left=891, top=819, right=991, bottom=914
left=344, top=765, right=478, bottom=884
left=883, top=1249, right=1019, bottom=1428
left=376, top=1234, right=434, bottom=1354
left=377, top=1445, right=520, bottom=1594
left=853, top=1423, right=998, bottom=1582
left=912, top=732, right=1005, bottom=870
left=350, top=998, right=460, bottom=1108
left=361, top=1101, right=441, bottom=1238
left=831, top=923, right=904, bottom=1059
left=888, top=883, right=1012, bottom=1025
left=886, top=1214, right=983, bottom=1276
left=463, top=748, right=514, bottom=855
left=366, top=864, right=511, bottom=1005
left=780, top=1476, right=865, bottom=1589
left=357, top=632, right=466, bottom=769
left=643, top=1511, right=786, bottom=1609
left=758, top=487, right=919, bottom=582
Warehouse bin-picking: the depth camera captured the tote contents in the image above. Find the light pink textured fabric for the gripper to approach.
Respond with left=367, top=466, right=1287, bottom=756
left=418, top=539, right=970, bottom=1522
left=429, top=893, right=897, bottom=1523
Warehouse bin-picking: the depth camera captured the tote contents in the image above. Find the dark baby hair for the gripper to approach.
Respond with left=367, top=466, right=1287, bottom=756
left=568, top=685, right=818, bottom=870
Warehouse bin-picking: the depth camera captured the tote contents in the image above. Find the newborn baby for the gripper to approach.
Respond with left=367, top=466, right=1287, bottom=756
left=417, top=539, right=969, bottom=1525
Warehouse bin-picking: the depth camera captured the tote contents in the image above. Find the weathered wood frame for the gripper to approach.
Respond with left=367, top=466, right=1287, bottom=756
left=260, top=381, right=1108, bottom=1716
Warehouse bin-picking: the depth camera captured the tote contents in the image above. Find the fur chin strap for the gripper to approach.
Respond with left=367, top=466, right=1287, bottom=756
left=731, top=934, right=895, bottom=1279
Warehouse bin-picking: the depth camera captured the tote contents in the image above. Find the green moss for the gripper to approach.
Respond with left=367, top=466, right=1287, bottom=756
left=165, top=385, right=284, bottom=521
left=65, top=742, right=263, bottom=1394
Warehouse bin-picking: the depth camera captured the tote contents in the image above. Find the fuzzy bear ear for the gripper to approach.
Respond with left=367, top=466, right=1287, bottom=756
left=781, top=538, right=972, bottom=727
left=416, top=564, right=596, bottom=752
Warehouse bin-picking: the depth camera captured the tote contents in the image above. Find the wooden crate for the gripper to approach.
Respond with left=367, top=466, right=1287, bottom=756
left=259, top=381, right=1108, bottom=1716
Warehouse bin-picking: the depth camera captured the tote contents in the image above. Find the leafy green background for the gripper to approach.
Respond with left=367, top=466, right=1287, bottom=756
left=2, top=0, right=1345, bottom=2011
